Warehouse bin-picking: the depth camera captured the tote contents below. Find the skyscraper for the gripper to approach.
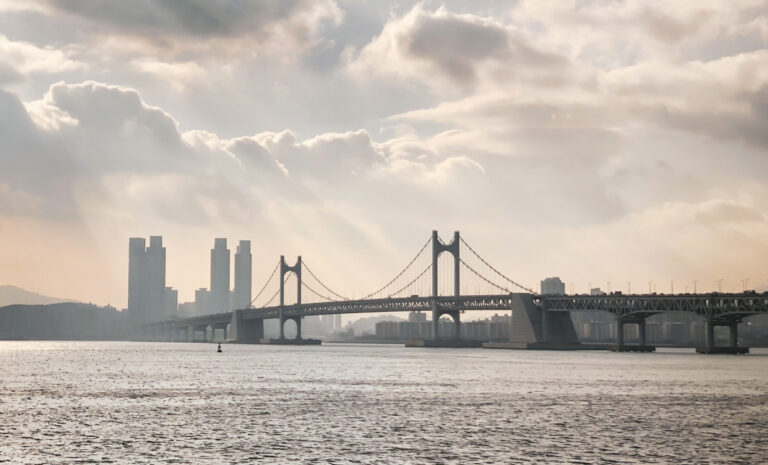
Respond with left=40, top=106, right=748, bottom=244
left=210, top=238, right=230, bottom=313
left=128, top=237, right=147, bottom=321
left=233, top=240, right=252, bottom=309
left=128, top=236, right=168, bottom=322
left=146, top=236, right=166, bottom=317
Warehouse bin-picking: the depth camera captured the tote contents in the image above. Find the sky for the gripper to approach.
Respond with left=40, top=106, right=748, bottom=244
left=0, top=0, right=767, bottom=308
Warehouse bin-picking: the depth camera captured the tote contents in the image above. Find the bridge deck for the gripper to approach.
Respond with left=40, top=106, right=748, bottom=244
left=146, top=292, right=768, bottom=329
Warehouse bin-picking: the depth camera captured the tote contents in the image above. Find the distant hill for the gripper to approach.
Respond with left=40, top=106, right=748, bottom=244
left=0, top=285, right=76, bottom=307
left=0, top=302, right=127, bottom=340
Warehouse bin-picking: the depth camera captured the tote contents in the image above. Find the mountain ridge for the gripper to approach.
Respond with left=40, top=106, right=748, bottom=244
left=0, top=285, right=76, bottom=307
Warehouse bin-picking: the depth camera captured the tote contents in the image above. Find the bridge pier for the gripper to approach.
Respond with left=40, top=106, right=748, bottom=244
left=210, top=322, right=228, bottom=341
left=729, top=322, right=738, bottom=348
left=160, top=324, right=173, bottom=342
left=610, top=318, right=655, bottom=352
left=431, top=309, right=461, bottom=340
left=265, top=315, right=320, bottom=345
left=192, top=324, right=208, bottom=342
left=277, top=316, right=303, bottom=340
left=229, top=309, right=264, bottom=343
left=697, top=319, right=748, bottom=354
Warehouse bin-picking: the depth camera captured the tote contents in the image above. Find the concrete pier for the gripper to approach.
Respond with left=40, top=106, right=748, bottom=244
left=261, top=338, right=321, bottom=345
left=406, top=339, right=482, bottom=348
left=698, top=319, right=748, bottom=354
left=484, top=342, right=607, bottom=350
left=610, top=345, right=656, bottom=352
left=696, top=347, right=749, bottom=354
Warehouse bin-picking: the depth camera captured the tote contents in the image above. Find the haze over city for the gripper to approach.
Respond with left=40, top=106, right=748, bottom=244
left=1, top=0, right=767, bottom=309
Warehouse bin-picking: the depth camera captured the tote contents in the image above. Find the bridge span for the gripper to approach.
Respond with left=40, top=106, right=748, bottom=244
left=143, top=231, right=767, bottom=354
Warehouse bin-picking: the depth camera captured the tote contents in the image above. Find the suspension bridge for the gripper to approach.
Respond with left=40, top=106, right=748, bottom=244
left=144, top=231, right=768, bottom=354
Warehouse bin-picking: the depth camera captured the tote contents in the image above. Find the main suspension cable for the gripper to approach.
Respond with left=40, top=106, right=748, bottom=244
left=302, top=260, right=349, bottom=301
left=260, top=274, right=289, bottom=308
left=301, top=281, right=336, bottom=302
left=388, top=263, right=432, bottom=298
left=460, top=237, right=534, bottom=293
left=361, top=235, right=432, bottom=299
left=250, top=261, right=280, bottom=307
left=459, top=259, right=510, bottom=293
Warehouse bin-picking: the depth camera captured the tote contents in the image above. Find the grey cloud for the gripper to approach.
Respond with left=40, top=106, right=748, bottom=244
left=37, top=0, right=343, bottom=55
left=406, top=13, right=509, bottom=85
left=352, top=5, right=567, bottom=88
left=41, top=0, right=335, bottom=38
left=638, top=83, right=768, bottom=151
left=638, top=8, right=709, bottom=44
left=0, top=61, right=22, bottom=85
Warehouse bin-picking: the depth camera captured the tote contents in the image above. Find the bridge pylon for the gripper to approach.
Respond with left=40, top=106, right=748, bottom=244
left=431, top=230, right=461, bottom=340
left=279, top=255, right=302, bottom=340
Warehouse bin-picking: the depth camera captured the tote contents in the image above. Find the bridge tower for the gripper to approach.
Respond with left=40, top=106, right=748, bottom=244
left=431, top=230, right=461, bottom=339
left=279, top=255, right=302, bottom=340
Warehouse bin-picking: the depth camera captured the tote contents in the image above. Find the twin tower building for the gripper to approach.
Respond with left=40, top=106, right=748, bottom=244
left=128, top=236, right=252, bottom=323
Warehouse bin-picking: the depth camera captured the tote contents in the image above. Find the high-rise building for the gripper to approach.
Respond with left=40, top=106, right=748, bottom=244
left=128, top=236, right=168, bottom=322
left=163, top=287, right=178, bottom=320
left=210, top=238, right=230, bottom=313
left=146, top=236, right=166, bottom=317
left=128, top=237, right=147, bottom=320
left=233, top=240, right=252, bottom=309
left=540, top=277, right=566, bottom=295
left=195, top=288, right=211, bottom=316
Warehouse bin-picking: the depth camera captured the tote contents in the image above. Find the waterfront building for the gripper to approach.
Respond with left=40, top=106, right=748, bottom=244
left=128, top=237, right=147, bottom=321
left=408, top=311, right=426, bottom=323
left=210, top=238, right=230, bottom=313
left=128, top=236, right=167, bottom=322
left=233, top=240, right=252, bottom=309
left=195, top=288, right=210, bottom=316
left=177, top=302, right=196, bottom=318
left=163, top=287, right=178, bottom=320
left=541, top=277, right=566, bottom=295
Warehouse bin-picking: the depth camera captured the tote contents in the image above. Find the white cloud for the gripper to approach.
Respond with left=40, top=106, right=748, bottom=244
left=0, top=33, right=83, bottom=76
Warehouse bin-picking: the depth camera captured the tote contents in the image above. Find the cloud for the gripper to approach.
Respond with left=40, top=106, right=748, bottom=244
left=0, top=81, right=493, bottom=228
left=35, top=0, right=344, bottom=59
left=348, top=4, right=567, bottom=89
left=0, top=33, right=83, bottom=77
left=693, top=199, right=766, bottom=225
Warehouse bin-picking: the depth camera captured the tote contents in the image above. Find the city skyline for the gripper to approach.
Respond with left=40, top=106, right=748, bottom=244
left=1, top=1, right=767, bottom=308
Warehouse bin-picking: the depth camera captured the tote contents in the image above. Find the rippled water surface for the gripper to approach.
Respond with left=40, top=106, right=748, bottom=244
left=0, top=342, right=766, bottom=464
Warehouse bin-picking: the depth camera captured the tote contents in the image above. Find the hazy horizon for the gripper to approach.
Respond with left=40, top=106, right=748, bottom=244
left=1, top=1, right=767, bottom=308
